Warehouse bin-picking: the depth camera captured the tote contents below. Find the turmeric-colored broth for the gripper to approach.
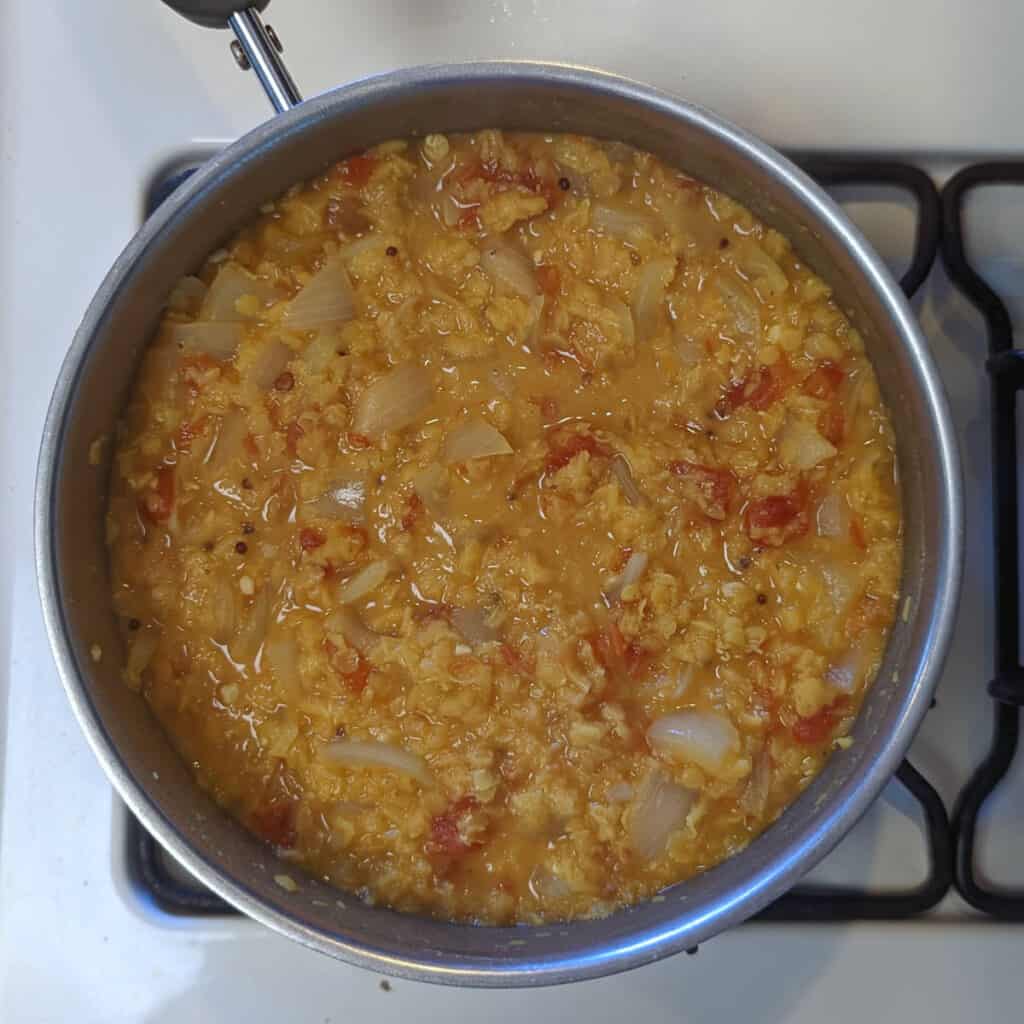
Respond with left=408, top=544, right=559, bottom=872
left=108, top=131, right=902, bottom=923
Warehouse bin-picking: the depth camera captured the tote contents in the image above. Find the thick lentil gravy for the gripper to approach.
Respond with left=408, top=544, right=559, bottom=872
left=107, top=131, right=902, bottom=923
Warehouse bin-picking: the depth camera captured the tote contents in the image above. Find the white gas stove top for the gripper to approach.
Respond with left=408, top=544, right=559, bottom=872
left=4, top=2, right=1024, bottom=1020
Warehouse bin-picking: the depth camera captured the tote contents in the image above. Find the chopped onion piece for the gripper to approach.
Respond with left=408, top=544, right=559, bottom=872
left=632, top=258, right=675, bottom=341
left=816, top=492, right=848, bottom=538
left=443, top=418, right=513, bottom=464
left=647, top=711, right=739, bottom=773
left=338, top=560, right=392, bottom=604
left=739, top=245, right=789, bottom=298
left=339, top=235, right=389, bottom=264
left=716, top=275, right=760, bottom=340
left=826, top=649, right=865, bottom=694
left=480, top=242, right=539, bottom=299
left=607, top=296, right=636, bottom=348
left=777, top=414, right=837, bottom=470
left=283, top=258, right=356, bottom=330
left=231, top=586, right=270, bottom=663
left=265, top=635, right=298, bottom=683
left=305, top=477, right=366, bottom=522
left=439, top=191, right=462, bottom=227
left=124, top=627, right=160, bottom=688
left=322, top=739, right=432, bottom=785
left=451, top=606, right=500, bottom=645
left=352, top=363, right=433, bottom=438
left=591, top=202, right=659, bottom=241
left=208, top=408, right=248, bottom=470
left=628, top=770, right=696, bottom=859
left=604, top=551, right=649, bottom=604
left=606, top=782, right=635, bottom=803
left=248, top=338, right=292, bottom=389
left=528, top=865, right=572, bottom=901
left=412, top=462, right=450, bottom=516
left=168, top=321, right=242, bottom=361
left=325, top=607, right=380, bottom=653
left=201, top=262, right=279, bottom=321
left=740, top=750, right=773, bottom=817
left=301, top=330, right=341, bottom=373
left=166, top=275, right=207, bottom=315
left=819, top=559, right=857, bottom=614
left=610, top=453, right=645, bottom=506
left=675, top=329, right=705, bottom=368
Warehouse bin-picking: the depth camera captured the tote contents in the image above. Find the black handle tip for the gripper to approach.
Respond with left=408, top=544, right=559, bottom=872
left=160, top=0, right=270, bottom=30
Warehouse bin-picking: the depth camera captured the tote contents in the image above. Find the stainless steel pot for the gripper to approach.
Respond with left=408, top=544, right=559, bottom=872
left=36, top=3, right=962, bottom=987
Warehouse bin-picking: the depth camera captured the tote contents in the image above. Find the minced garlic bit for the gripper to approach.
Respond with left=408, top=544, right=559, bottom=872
left=90, top=644, right=103, bottom=663
left=422, top=133, right=450, bottom=161
left=833, top=736, right=854, bottom=750
left=239, top=575, right=255, bottom=596
left=88, top=435, right=108, bottom=466
left=219, top=683, right=240, bottom=706
left=274, top=873, right=298, bottom=892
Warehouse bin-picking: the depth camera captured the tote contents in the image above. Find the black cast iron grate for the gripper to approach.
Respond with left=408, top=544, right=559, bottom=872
left=126, top=157, right=954, bottom=921
left=942, top=162, right=1024, bottom=919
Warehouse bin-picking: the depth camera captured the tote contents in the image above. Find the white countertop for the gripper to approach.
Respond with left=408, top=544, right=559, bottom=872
left=3, top=1, right=1023, bottom=1020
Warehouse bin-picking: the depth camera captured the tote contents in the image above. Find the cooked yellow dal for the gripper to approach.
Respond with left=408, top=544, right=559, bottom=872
left=107, top=130, right=902, bottom=924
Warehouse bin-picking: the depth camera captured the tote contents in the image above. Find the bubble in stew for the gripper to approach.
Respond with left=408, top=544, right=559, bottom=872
left=107, top=131, right=902, bottom=923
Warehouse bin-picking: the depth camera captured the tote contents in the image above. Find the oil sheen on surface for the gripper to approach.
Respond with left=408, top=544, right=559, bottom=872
left=107, top=131, right=902, bottom=924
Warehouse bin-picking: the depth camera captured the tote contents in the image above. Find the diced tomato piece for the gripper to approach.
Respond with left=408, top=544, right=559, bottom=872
left=746, top=366, right=786, bottom=410
left=500, top=643, right=532, bottom=675
left=670, top=460, right=733, bottom=520
left=176, top=416, right=208, bottom=453
left=846, top=594, right=887, bottom=638
left=545, top=432, right=609, bottom=473
left=529, top=395, right=559, bottom=423
left=285, top=421, right=304, bottom=456
left=623, top=641, right=648, bottom=680
left=746, top=486, right=811, bottom=547
left=251, top=800, right=297, bottom=849
left=588, top=623, right=647, bottom=682
left=454, top=156, right=560, bottom=210
left=324, top=638, right=371, bottom=693
left=849, top=514, right=867, bottom=550
left=299, top=527, right=326, bottom=551
left=457, top=206, right=481, bottom=229
left=589, top=622, right=628, bottom=671
left=747, top=494, right=801, bottom=530
left=803, top=361, right=845, bottom=400
left=427, top=796, right=480, bottom=857
left=718, top=362, right=790, bottom=416
left=402, top=492, right=424, bottom=531
left=347, top=431, right=371, bottom=450
left=342, top=655, right=371, bottom=694
left=819, top=405, right=845, bottom=446
left=416, top=601, right=453, bottom=623
left=243, top=432, right=260, bottom=461
left=142, top=465, right=175, bottom=523
left=792, top=699, right=846, bottom=745
left=536, top=265, right=560, bottom=296
left=337, top=154, right=376, bottom=188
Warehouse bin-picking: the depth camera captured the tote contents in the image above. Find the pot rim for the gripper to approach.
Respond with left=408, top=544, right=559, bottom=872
left=35, top=60, right=963, bottom=986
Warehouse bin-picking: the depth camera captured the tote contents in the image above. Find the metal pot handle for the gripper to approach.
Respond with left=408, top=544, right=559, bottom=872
left=160, top=2, right=303, bottom=113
